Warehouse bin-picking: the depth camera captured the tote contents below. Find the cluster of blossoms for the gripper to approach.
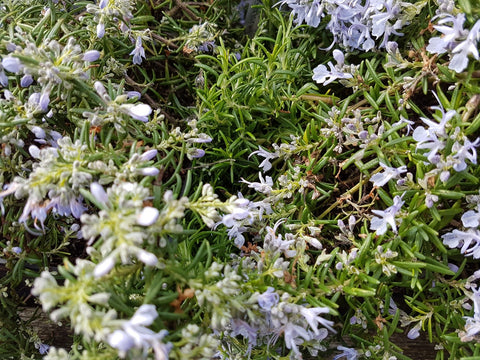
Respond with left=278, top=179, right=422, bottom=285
left=33, top=262, right=171, bottom=359
left=1, top=36, right=100, bottom=101
left=249, top=135, right=310, bottom=172
left=277, top=0, right=421, bottom=51
left=82, top=81, right=153, bottom=132
left=165, top=118, right=213, bottom=160
left=321, top=107, right=384, bottom=153
left=459, top=273, right=480, bottom=342
left=0, top=137, right=90, bottom=233
left=187, top=183, right=264, bottom=248
left=0, top=36, right=101, bottom=152
left=4, top=0, right=480, bottom=359
left=81, top=181, right=163, bottom=278
left=412, top=94, right=479, bottom=184
left=86, top=0, right=148, bottom=64
left=426, top=13, right=480, bottom=72
left=192, top=224, right=334, bottom=359
left=86, top=0, right=135, bottom=38
left=0, top=88, right=61, bottom=156
left=183, top=22, right=218, bottom=54
left=0, top=137, right=162, bottom=234
left=442, top=193, right=480, bottom=259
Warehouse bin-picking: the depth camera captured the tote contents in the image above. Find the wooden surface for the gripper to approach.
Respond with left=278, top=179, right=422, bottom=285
left=18, top=307, right=73, bottom=350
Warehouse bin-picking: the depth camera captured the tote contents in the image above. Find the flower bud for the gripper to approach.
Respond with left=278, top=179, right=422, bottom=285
left=82, top=50, right=101, bottom=62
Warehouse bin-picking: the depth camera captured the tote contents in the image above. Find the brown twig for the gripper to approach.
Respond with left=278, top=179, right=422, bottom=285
left=151, top=33, right=179, bottom=50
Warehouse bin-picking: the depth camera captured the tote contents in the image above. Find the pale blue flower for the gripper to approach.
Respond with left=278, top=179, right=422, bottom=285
left=82, top=50, right=101, bottom=62
left=427, top=14, right=480, bottom=72
left=370, top=194, right=404, bottom=235
left=283, top=322, right=311, bottom=356
left=198, top=41, right=216, bottom=53
left=132, top=305, right=158, bottom=326
left=187, top=148, right=205, bottom=159
left=442, top=229, right=480, bottom=258
left=127, top=91, right=142, bottom=100
left=460, top=286, right=480, bottom=341
left=249, top=146, right=278, bottom=172
left=452, top=137, right=480, bottom=171
left=19, top=198, right=49, bottom=231
left=426, top=14, right=468, bottom=54
left=2, top=56, right=22, bottom=73
left=450, top=20, right=480, bottom=72
left=407, top=322, right=422, bottom=339
left=139, top=149, right=158, bottom=161
left=35, top=342, right=50, bottom=355
left=90, top=182, right=108, bottom=207
left=277, top=0, right=325, bottom=28
left=299, top=306, right=335, bottom=333
left=230, top=318, right=258, bottom=349
left=130, top=37, right=146, bottom=65
left=0, top=67, right=8, bottom=86
left=107, top=305, right=171, bottom=359
left=20, top=74, right=33, bottom=87
left=333, top=346, right=358, bottom=360
left=462, top=209, right=480, bottom=228
left=48, top=194, right=86, bottom=218
left=12, top=247, right=22, bottom=254
left=97, top=22, right=105, bottom=38
left=258, top=287, right=279, bottom=311
left=370, top=161, right=407, bottom=187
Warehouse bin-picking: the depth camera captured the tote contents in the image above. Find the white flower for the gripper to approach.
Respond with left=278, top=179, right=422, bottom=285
left=135, top=249, right=158, bottom=266
left=283, top=322, right=311, bottom=356
left=138, top=167, right=160, bottom=176
left=241, top=172, right=274, bottom=194
left=137, top=207, right=159, bottom=226
left=127, top=103, right=152, bottom=122
left=94, top=256, right=116, bottom=278
left=249, top=146, right=279, bottom=172
left=29, top=145, right=41, bottom=159
left=108, top=329, right=135, bottom=352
